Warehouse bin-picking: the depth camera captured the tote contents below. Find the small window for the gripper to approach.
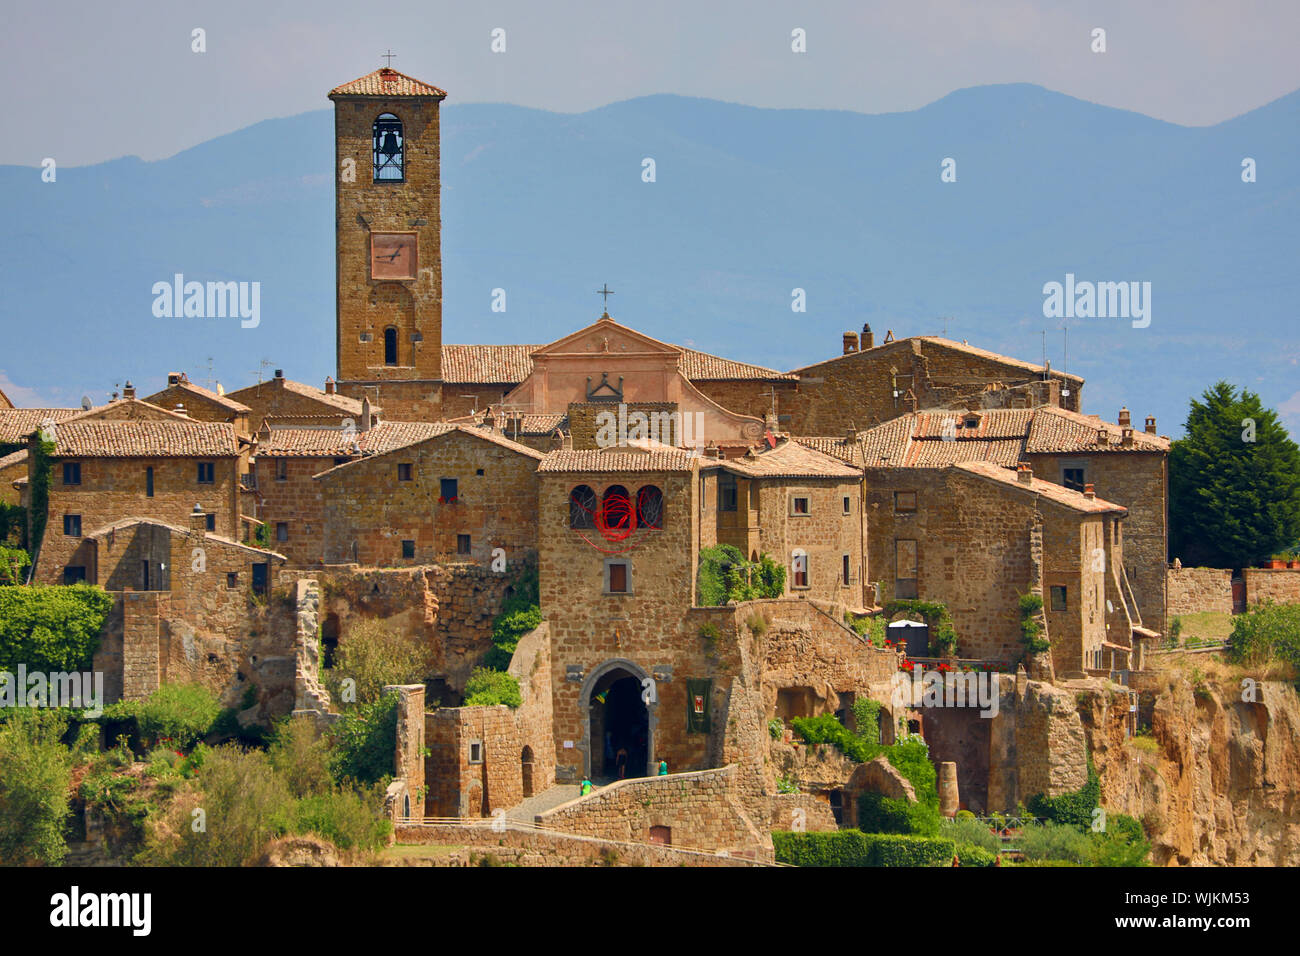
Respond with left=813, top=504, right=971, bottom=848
left=469, top=740, right=483, bottom=764
left=843, top=496, right=851, bottom=515
left=792, top=551, right=809, bottom=589
left=384, top=327, right=399, bottom=366
left=457, top=534, right=471, bottom=555
left=145, top=466, right=154, bottom=497
left=197, top=461, right=215, bottom=484
left=63, top=566, right=86, bottom=585
left=63, top=462, right=81, bottom=485
left=1050, top=585, right=1068, bottom=611
left=476, top=468, right=484, bottom=476
left=64, top=514, right=81, bottom=536
left=397, top=463, right=413, bottom=481
left=1062, top=467, right=1086, bottom=493
left=276, top=522, right=289, bottom=542
left=226, top=572, right=239, bottom=589
left=791, top=496, right=810, bottom=516
left=205, top=513, right=216, bottom=532
left=718, top=473, right=738, bottom=512
left=440, top=478, right=458, bottom=501
left=402, top=539, right=415, bottom=559
left=842, top=554, right=851, bottom=587
left=275, top=459, right=287, bottom=481
left=894, top=491, right=917, bottom=513
left=607, top=560, right=630, bottom=594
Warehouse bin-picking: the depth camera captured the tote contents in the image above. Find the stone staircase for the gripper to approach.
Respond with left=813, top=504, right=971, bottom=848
left=506, top=784, right=581, bottom=823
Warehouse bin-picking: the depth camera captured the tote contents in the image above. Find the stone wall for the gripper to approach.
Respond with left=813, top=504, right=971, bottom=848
left=986, top=673, right=1089, bottom=812
left=1166, top=566, right=1233, bottom=616
left=423, top=622, right=555, bottom=817
left=535, top=764, right=772, bottom=859
left=253, top=455, right=335, bottom=566
left=317, top=428, right=539, bottom=568
left=1244, top=568, right=1300, bottom=606
left=391, top=823, right=767, bottom=866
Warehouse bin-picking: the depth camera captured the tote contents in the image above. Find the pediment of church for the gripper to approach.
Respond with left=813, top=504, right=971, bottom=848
left=530, top=314, right=683, bottom=362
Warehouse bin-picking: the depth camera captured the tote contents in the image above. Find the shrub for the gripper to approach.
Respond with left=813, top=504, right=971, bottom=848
left=323, top=618, right=436, bottom=706
left=293, top=786, right=392, bottom=851
left=138, top=745, right=296, bottom=866
left=268, top=717, right=333, bottom=798
left=768, top=717, right=784, bottom=740
left=857, top=791, right=939, bottom=837
left=327, top=693, right=399, bottom=786
left=1091, top=812, right=1151, bottom=867
left=697, top=546, right=785, bottom=605
left=463, top=667, right=522, bottom=708
left=1168, top=616, right=1182, bottom=644
left=1026, top=760, right=1100, bottom=829
left=747, top=613, right=768, bottom=637
left=852, top=697, right=881, bottom=739
left=863, top=834, right=955, bottom=866
left=0, top=546, right=30, bottom=585
left=1018, top=591, right=1050, bottom=655
left=1227, top=601, right=1300, bottom=678
left=0, top=583, right=113, bottom=673
left=1017, top=820, right=1094, bottom=865
left=776, top=774, right=799, bottom=794
left=956, top=844, right=998, bottom=867
left=941, top=814, right=1001, bottom=852
left=0, top=710, right=74, bottom=865
left=482, top=566, right=541, bottom=670
left=773, top=830, right=955, bottom=866
left=104, top=682, right=222, bottom=749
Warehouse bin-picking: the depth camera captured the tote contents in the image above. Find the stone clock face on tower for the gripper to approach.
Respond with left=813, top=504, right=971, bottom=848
left=370, top=232, right=418, bottom=280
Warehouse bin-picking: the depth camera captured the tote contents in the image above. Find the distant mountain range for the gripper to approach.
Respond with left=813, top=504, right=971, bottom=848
left=2, top=83, right=1298, bottom=437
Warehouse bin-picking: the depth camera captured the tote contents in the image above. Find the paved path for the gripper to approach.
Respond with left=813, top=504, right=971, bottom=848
left=506, top=784, right=581, bottom=822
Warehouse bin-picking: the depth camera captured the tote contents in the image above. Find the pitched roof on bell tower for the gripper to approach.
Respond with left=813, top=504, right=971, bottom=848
left=329, top=67, right=447, bottom=99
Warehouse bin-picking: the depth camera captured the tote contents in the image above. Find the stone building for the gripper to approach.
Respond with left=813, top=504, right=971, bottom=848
left=250, top=418, right=447, bottom=565
left=31, top=410, right=247, bottom=586
left=226, top=370, right=376, bottom=432
left=143, top=372, right=252, bottom=437
left=851, top=404, right=1169, bottom=631
left=862, top=459, right=1143, bottom=673
left=316, top=424, right=543, bottom=567
left=698, top=436, right=867, bottom=608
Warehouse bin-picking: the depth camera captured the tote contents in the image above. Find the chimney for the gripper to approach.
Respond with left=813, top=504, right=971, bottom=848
left=861, top=323, right=874, bottom=349
left=1016, top=462, right=1033, bottom=485
left=764, top=411, right=778, bottom=433
left=843, top=331, right=859, bottom=354
left=1122, top=427, right=1134, bottom=446
left=122, top=381, right=136, bottom=400
left=274, top=369, right=284, bottom=381
left=189, top=503, right=207, bottom=535
left=360, top=396, right=373, bottom=432
left=1083, top=483, right=1096, bottom=499
left=483, top=405, right=497, bottom=433
left=845, top=424, right=858, bottom=442
left=1096, top=427, right=1109, bottom=446
left=1144, top=415, right=1157, bottom=435
left=167, top=372, right=182, bottom=386
left=324, top=377, right=336, bottom=395
left=704, top=444, right=723, bottom=460
left=1118, top=406, right=1131, bottom=428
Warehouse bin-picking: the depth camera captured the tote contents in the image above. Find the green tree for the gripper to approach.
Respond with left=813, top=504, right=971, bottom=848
left=0, top=710, right=75, bottom=865
left=323, top=618, right=435, bottom=706
left=0, top=583, right=113, bottom=673
left=1170, top=382, right=1300, bottom=568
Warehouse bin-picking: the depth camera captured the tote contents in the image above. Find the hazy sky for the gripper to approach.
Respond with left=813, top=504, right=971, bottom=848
left=5, top=0, right=1299, bottom=166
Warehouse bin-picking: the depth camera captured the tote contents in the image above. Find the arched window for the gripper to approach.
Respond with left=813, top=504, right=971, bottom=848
left=373, top=113, right=404, bottom=182
left=636, top=485, right=664, bottom=529
left=600, top=485, right=633, bottom=533
left=384, top=327, right=398, bottom=365
left=570, top=485, right=597, bottom=529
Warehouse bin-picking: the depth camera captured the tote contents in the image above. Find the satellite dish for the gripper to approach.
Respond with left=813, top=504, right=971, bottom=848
left=1106, top=600, right=1115, bottom=614
left=216, top=382, right=225, bottom=396
left=80, top=396, right=92, bottom=410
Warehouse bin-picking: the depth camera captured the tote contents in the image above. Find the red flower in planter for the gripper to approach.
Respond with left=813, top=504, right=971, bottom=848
left=438, top=495, right=459, bottom=505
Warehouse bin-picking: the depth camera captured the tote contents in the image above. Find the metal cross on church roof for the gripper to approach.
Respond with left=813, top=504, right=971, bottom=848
left=382, top=50, right=396, bottom=68
left=596, top=284, right=615, bottom=308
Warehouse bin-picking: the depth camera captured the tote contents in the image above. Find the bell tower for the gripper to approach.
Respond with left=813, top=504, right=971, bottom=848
left=329, top=64, right=446, bottom=418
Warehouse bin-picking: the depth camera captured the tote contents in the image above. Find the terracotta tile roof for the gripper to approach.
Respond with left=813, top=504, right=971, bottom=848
left=226, top=378, right=374, bottom=417
left=144, top=380, right=251, bottom=414
left=1025, top=406, right=1170, bottom=454
left=794, top=437, right=864, bottom=466
left=440, top=343, right=797, bottom=385
left=955, top=461, right=1127, bottom=514
left=0, top=408, right=82, bottom=445
left=441, top=345, right=539, bottom=384
left=0, top=449, right=27, bottom=470
left=789, top=335, right=1082, bottom=383
left=704, top=438, right=860, bottom=479
left=678, top=349, right=799, bottom=382
left=52, top=421, right=240, bottom=458
left=538, top=445, right=695, bottom=474
left=856, top=406, right=1166, bottom=468
left=259, top=421, right=453, bottom=457
left=329, top=68, right=447, bottom=98
left=85, top=518, right=286, bottom=560
left=506, top=414, right=568, bottom=435
left=313, top=424, right=544, bottom=479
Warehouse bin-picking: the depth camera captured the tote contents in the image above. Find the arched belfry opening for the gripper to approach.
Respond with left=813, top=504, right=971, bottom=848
left=581, top=659, right=655, bottom=782
left=373, top=113, right=404, bottom=182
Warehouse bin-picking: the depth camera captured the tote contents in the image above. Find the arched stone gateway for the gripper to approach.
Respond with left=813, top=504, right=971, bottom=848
left=579, top=658, right=658, bottom=782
